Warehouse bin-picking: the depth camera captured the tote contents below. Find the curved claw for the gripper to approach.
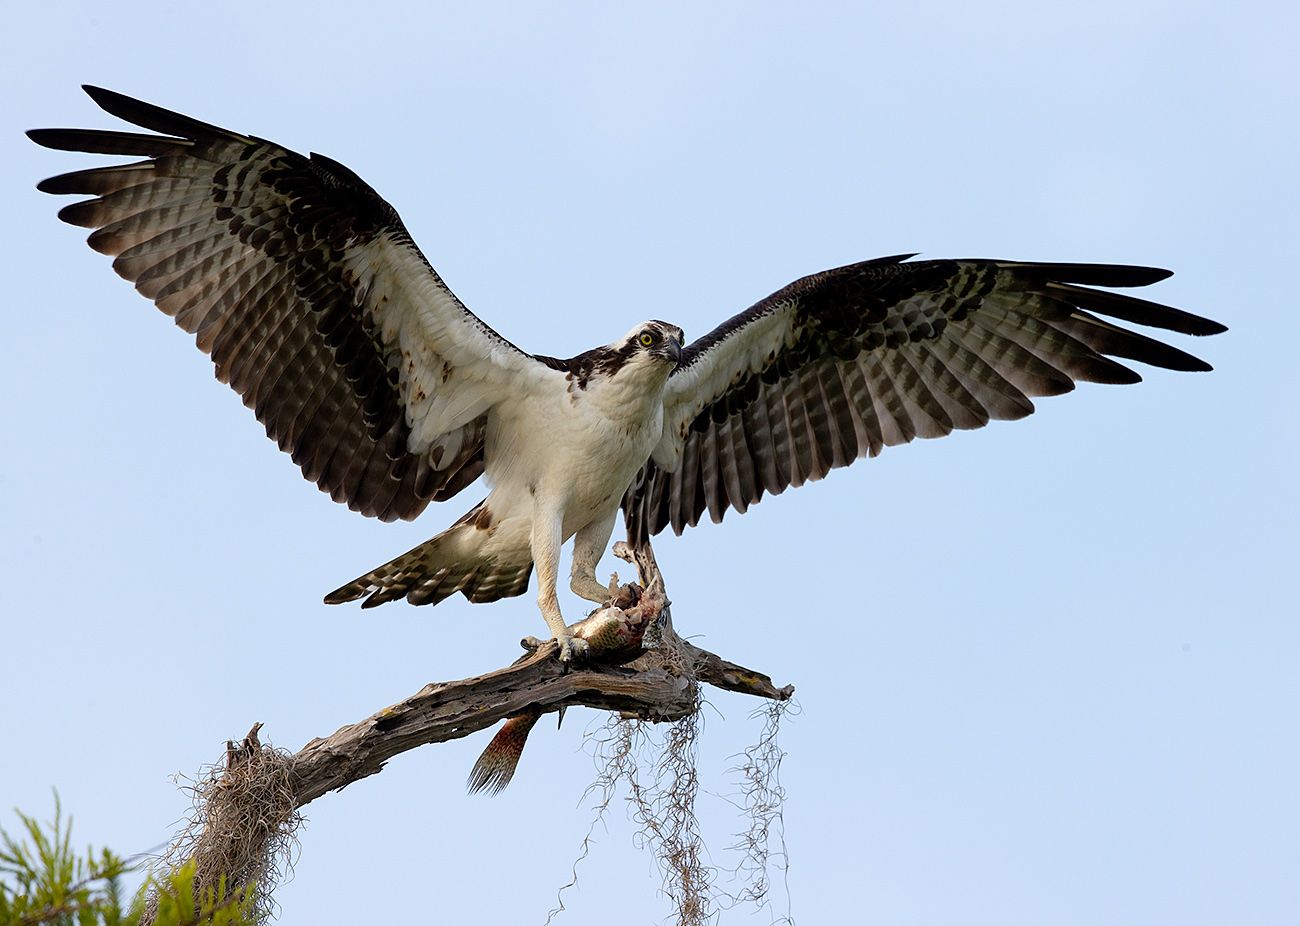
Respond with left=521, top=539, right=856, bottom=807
left=556, top=633, right=590, bottom=667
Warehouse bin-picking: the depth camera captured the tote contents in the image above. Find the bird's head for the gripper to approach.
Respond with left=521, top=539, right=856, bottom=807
left=618, top=320, right=684, bottom=369
left=574, top=321, right=685, bottom=401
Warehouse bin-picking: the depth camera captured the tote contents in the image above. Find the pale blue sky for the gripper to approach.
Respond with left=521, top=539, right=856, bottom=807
left=3, top=3, right=1297, bottom=924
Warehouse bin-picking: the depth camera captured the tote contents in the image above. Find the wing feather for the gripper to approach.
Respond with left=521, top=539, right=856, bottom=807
left=625, top=257, right=1223, bottom=542
left=32, top=87, right=561, bottom=520
left=907, top=344, right=990, bottom=431
left=813, top=361, right=855, bottom=466
left=758, top=378, right=793, bottom=490
left=838, top=360, right=885, bottom=458
left=800, top=364, right=840, bottom=471
left=673, top=423, right=702, bottom=531
left=701, top=422, right=725, bottom=523
left=927, top=335, right=1035, bottom=420
left=777, top=369, right=814, bottom=487
left=961, top=318, right=1077, bottom=397
left=716, top=416, right=748, bottom=517
left=864, top=352, right=917, bottom=446
left=882, top=350, right=953, bottom=439
left=745, top=378, right=784, bottom=494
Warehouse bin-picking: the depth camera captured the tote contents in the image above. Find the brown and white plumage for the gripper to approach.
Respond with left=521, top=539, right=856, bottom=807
left=30, top=86, right=552, bottom=523
left=624, top=258, right=1224, bottom=543
left=30, top=87, right=1225, bottom=662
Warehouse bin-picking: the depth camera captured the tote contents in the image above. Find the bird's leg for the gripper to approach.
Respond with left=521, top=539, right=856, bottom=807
left=569, top=513, right=618, bottom=607
left=531, top=506, right=588, bottom=664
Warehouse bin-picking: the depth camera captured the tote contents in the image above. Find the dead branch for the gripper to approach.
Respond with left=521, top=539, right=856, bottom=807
left=291, top=548, right=792, bottom=804
left=146, top=537, right=793, bottom=922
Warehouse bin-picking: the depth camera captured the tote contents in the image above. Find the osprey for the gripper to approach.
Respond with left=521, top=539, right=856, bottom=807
left=30, top=87, right=1225, bottom=661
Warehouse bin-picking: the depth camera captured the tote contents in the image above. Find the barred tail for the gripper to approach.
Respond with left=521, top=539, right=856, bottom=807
left=323, top=501, right=533, bottom=609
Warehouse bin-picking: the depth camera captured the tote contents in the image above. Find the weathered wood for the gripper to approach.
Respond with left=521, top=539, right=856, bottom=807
left=288, top=586, right=791, bottom=806
left=148, top=536, right=794, bottom=924
left=281, top=536, right=792, bottom=808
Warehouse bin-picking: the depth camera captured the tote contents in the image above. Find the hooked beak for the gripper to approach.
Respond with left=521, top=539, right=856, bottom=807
left=666, top=334, right=683, bottom=368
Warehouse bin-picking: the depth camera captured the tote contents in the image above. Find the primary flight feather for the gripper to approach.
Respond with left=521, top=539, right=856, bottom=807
left=29, top=87, right=1225, bottom=661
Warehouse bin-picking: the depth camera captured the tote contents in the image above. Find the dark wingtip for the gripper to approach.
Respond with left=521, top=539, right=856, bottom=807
left=26, top=128, right=76, bottom=151
left=868, top=252, right=921, bottom=265
left=1145, top=345, right=1214, bottom=372
left=1048, top=282, right=1227, bottom=337
left=1101, top=363, right=1143, bottom=386
left=1170, top=314, right=1227, bottom=338
left=82, top=85, right=151, bottom=121
left=323, top=587, right=356, bottom=606
left=1130, top=266, right=1174, bottom=284
left=75, top=85, right=241, bottom=142
left=1008, top=261, right=1174, bottom=288
left=82, top=84, right=122, bottom=108
left=55, top=200, right=99, bottom=227
left=81, top=86, right=143, bottom=123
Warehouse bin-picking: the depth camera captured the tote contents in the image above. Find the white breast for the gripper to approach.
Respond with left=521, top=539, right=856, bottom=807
left=482, top=363, right=669, bottom=535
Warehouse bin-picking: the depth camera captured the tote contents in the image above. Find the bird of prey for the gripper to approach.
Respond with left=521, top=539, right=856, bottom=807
left=30, top=87, right=1225, bottom=661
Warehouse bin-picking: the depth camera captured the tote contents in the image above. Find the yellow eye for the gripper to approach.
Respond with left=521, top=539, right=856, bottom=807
left=639, top=332, right=654, bottom=347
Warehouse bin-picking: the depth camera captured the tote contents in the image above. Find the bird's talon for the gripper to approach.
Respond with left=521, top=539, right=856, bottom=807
left=556, top=634, right=590, bottom=665
left=521, top=635, right=546, bottom=652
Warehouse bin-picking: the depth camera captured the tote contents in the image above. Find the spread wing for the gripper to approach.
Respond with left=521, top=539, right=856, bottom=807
left=30, top=86, right=561, bottom=522
left=623, top=256, right=1225, bottom=542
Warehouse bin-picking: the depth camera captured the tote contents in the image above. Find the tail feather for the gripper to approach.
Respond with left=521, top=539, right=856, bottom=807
left=324, top=502, right=533, bottom=608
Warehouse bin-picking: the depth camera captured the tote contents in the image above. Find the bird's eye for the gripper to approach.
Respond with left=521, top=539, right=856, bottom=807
left=639, top=332, right=655, bottom=347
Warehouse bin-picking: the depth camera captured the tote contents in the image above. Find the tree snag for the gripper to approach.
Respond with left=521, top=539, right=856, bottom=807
left=146, top=537, right=794, bottom=923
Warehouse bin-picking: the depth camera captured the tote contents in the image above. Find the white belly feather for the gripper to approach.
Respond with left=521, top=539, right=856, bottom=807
left=477, top=368, right=668, bottom=557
